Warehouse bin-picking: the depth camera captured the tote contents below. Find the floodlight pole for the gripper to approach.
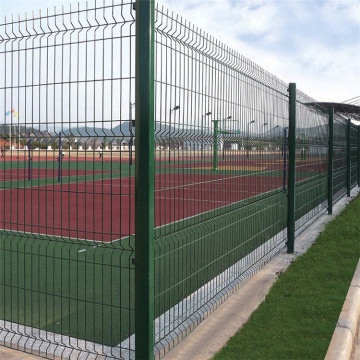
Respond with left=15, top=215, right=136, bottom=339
left=129, top=102, right=135, bottom=165
left=261, top=122, right=268, bottom=157
left=222, top=116, right=232, bottom=160
left=168, top=105, right=180, bottom=163
left=212, top=120, right=219, bottom=171
left=201, top=111, right=211, bottom=161
left=246, top=120, right=255, bottom=158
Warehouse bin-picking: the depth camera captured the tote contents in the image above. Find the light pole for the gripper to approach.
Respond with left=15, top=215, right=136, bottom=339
left=169, top=105, right=180, bottom=163
left=201, top=111, right=211, bottom=161
left=212, top=119, right=219, bottom=171
left=212, top=116, right=237, bottom=170
left=129, top=102, right=135, bottom=127
left=222, top=115, right=232, bottom=160
left=246, top=120, right=255, bottom=158
left=274, top=125, right=280, bottom=157
left=129, top=102, right=135, bottom=165
left=261, top=122, right=268, bottom=157
left=201, top=111, right=212, bottom=150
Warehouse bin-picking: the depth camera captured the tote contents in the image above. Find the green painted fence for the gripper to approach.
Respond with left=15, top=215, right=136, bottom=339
left=0, top=1, right=358, bottom=359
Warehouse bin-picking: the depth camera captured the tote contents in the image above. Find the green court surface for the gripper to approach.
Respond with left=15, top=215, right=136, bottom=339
left=0, top=188, right=289, bottom=346
left=0, top=233, right=135, bottom=346
left=0, top=158, right=133, bottom=189
left=0, top=155, right=328, bottom=347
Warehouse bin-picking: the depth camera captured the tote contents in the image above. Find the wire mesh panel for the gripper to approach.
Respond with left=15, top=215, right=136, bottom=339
left=1, top=1, right=359, bottom=359
left=333, top=114, right=348, bottom=203
left=350, top=122, right=358, bottom=188
left=153, top=6, right=290, bottom=354
left=0, top=1, right=136, bottom=358
left=293, top=97, right=328, bottom=234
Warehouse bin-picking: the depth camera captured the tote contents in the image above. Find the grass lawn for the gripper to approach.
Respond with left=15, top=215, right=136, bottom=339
left=213, top=193, right=360, bottom=360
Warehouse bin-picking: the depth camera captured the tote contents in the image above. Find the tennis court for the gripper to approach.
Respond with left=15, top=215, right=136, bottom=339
left=0, top=151, right=292, bottom=243
left=0, top=150, right=292, bottom=346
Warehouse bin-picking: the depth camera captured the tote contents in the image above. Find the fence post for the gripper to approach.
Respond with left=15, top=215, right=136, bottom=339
left=287, top=83, right=296, bottom=254
left=346, top=119, right=351, bottom=197
left=135, top=0, right=155, bottom=359
left=328, top=107, right=334, bottom=214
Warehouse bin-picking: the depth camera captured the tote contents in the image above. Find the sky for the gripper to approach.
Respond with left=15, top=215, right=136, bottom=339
left=1, top=0, right=359, bottom=104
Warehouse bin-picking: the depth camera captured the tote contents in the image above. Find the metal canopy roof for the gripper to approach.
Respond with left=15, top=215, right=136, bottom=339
left=305, top=102, right=360, bottom=122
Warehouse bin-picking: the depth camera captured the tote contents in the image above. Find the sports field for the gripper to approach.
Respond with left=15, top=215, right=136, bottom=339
left=0, top=149, right=327, bottom=347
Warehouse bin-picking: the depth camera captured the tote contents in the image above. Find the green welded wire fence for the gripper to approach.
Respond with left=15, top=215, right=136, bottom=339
left=0, top=1, right=137, bottom=359
left=350, top=122, right=359, bottom=188
left=152, top=6, right=290, bottom=355
left=293, top=97, right=329, bottom=235
left=333, top=114, right=349, bottom=203
left=0, top=1, right=359, bottom=360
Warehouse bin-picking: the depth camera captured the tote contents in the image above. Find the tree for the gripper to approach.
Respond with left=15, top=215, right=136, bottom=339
left=64, top=134, right=76, bottom=150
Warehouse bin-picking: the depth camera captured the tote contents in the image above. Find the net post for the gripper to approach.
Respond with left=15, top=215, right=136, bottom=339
left=134, top=0, right=155, bottom=359
left=328, top=107, right=334, bottom=214
left=287, top=83, right=296, bottom=254
left=346, top=119, right=351, bottom=197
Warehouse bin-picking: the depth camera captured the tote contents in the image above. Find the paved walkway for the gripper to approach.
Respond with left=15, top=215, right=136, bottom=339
left=0, top=346, right=41, bottom=359
left=351, top=317, right=360, bottom=360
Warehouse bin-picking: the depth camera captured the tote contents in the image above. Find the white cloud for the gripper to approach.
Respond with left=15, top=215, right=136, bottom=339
left=159, top=0, right=360, bottom=102
left=2, top=0, right=359, bottom=103
left=324, top=0, right=360, bottom=25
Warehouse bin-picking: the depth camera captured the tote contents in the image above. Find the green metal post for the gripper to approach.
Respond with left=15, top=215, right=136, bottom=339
left=328, top=107, right=334, bottom=214
left=287, top=83, right=296, bottom=254
left=135, top=0, right=155, bottom=359
left=346, top=119, right=351, bottom=197
left=213, top=120, right=219, bottom=171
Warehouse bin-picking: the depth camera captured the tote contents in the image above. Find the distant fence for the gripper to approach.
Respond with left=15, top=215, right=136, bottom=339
left=0, top=1, right=359, bottom=359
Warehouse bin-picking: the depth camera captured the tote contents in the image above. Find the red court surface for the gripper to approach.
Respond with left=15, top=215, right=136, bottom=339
left=0, top=172, right=284, bottom=242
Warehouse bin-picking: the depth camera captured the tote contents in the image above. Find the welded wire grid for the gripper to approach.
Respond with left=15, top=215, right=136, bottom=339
left=333, top=114, right=348, bottom=202
left=350, top=122, right=359, bottom=188
left=0, top=1, right=136, bottom=359
left=293, top=96, right=329, bottom=234
left=1, top=1, right=359, bottom=359
left=153, top=6, right=290, bottom=353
